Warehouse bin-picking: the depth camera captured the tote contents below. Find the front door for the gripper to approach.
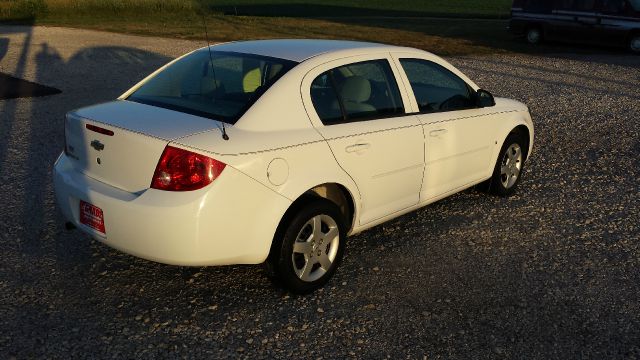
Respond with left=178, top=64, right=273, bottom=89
left=393, top=57, right=496, bottom=200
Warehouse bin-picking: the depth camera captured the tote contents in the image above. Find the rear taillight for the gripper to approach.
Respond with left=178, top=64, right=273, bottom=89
left=151, top=146, right=225, bottom=191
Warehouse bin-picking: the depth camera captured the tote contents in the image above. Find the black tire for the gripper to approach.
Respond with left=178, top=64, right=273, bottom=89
left=267, top=199, right=346, bottom=294
left=488, top=133, right=528, bottom=197
left=526, top=27, right=543, bottom=45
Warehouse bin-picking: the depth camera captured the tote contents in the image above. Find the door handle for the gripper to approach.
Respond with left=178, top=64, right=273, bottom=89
left=429, top=129, right=448, bottom=137
left=345, top=143, right=371, bottom=153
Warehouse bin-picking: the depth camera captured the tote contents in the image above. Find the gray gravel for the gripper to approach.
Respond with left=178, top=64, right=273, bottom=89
left=1, top=26, right=640, bottom=359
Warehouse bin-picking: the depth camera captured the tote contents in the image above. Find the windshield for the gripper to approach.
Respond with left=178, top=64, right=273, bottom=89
left=127, top=50, right=297, bottom=124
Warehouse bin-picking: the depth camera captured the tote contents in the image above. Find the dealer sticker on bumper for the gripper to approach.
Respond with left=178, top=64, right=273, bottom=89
left=79, top=200, right=105, bottom=234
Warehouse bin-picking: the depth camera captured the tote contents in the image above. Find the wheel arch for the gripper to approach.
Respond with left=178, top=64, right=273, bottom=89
left=490, top=118, right=534, bottom=174
left=510, top=124, right=532, bottom=160
left=526, top=22, right=544, bottom=33
left=266, top=182, right=357, bottom=267
left=276, top=182, right=357, bottom=236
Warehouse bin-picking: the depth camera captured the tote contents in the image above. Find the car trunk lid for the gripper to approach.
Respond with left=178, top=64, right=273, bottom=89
left=65, top=100, right=221, bottom=193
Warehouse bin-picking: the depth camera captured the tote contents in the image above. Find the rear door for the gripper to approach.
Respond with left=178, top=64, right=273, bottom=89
left=302, top=55, right=425, bottom=225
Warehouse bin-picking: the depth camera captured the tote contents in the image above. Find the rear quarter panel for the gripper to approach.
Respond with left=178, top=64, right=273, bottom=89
left=174, top=61, right=363, bottom=233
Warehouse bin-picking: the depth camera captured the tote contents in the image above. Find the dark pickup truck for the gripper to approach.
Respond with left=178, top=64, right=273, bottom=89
left=510, top=0, right=640, bottom=52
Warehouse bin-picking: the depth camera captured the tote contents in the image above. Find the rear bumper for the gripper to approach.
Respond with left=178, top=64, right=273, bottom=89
left=53, top=153, right=291, bottom=266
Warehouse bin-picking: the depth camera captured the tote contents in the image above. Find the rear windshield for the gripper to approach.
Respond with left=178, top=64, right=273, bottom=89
left=127, top=50, right=297, bottom=124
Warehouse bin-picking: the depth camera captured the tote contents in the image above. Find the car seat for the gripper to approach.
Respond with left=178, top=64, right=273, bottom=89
left=338, top=76, right=376, bottom=114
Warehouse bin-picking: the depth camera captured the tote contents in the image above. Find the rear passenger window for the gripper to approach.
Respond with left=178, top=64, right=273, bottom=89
left=310, top=59, right=404, bottom=125
left=399, top=59, right=475, bottom=113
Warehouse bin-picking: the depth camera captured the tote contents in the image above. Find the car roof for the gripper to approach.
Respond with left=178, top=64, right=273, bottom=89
left=207, top=39, right=404, bottom=62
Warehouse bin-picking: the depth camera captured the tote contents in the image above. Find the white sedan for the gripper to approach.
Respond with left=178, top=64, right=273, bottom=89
left=54, top=39, right=534, bottom=293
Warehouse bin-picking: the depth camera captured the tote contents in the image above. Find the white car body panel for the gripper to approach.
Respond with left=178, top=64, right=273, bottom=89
left=54, top=153, right=290, bottom=265
left=65, top=101, right=222, bottom=193
left=299, top=53, right=425, bottom=225
left=53, top=40, right=534, bottom=266
left=317, top=117, right=424, bottom=225
left=418, top=108, right=500, bottom=199
left=72, top=100, right=220, bottom=141
left=175, top=134, right=361, bottom=206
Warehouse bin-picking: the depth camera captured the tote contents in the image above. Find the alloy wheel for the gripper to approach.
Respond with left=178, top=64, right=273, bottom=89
left=291, top=214, right=340, bottom=282
left=500, top=143, right=523, bottom=189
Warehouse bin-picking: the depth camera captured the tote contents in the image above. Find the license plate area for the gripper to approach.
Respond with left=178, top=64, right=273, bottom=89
left=79, top=200, right=105, bottom=234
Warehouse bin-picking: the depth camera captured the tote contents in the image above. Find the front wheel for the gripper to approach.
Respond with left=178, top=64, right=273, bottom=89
left=488, top=133, right=527, bottom=197
left=267, top=199, right=346, bottom=294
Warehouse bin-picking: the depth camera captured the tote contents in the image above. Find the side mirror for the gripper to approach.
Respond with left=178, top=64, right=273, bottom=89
left=476, top=89, right=495, bottom=108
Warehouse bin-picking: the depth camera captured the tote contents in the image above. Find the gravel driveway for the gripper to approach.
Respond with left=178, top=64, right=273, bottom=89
left=1, top=26, right=639, bottom=359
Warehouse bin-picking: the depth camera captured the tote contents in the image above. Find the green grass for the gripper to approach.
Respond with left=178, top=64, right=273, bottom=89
left=0, top=0, right=520, bottom=56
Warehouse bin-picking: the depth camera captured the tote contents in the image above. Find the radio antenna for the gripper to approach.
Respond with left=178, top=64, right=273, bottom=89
left=201, top=12, right=229, bottom=141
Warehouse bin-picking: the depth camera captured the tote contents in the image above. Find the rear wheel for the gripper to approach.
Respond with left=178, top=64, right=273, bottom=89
left=526, top=27, right=543, bottom=45
left=267, top=199, right=346, bottom=294
left=488, top=133, right=527, bottom=197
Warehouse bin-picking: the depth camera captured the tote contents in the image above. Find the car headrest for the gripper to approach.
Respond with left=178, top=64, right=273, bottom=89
left=340, top=76, right=371, bottom=103
left=243, top=68, right=262, bottom=93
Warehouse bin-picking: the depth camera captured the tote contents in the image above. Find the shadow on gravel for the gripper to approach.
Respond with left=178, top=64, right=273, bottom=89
left=0, top=28, right=179, bottom=356
left=0, top=27, right=62, bottom=99
left=0, top=72, right=62, bottom=99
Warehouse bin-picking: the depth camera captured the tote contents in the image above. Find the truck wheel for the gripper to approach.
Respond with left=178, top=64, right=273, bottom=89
left=526, top=27, right=543, bottom=45
left=630, top=35, right=640, bottom=54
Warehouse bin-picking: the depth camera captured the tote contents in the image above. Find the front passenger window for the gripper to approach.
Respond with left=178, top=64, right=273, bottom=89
left=399, top=59, right=474, bottom=113
left=556, top=0, right=596, bottom=11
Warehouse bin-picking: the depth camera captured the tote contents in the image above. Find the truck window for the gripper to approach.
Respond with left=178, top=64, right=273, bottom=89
left=602, top=0, right=625, bottom=13
left=556, top=0, right=597, bottom=11
left=522, top=0, right=553, bottom=12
